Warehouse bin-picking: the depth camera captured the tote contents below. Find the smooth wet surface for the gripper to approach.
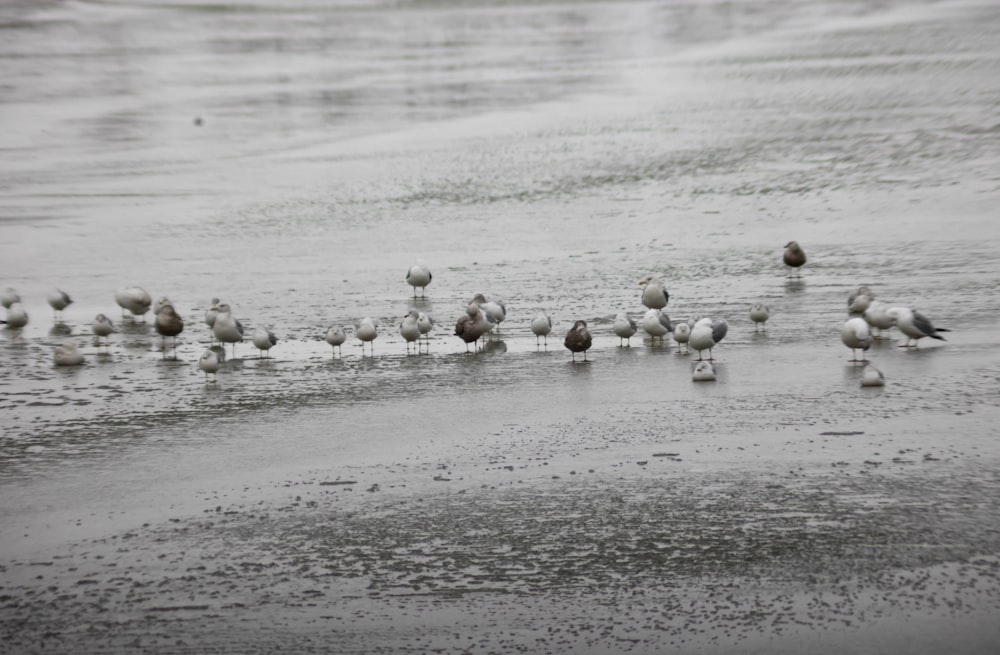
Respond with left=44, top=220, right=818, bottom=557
left=2, top=0, right=1000, bottom=652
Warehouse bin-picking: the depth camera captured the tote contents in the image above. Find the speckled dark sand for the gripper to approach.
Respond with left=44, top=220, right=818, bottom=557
left=2, top=0, right=999, bottom=653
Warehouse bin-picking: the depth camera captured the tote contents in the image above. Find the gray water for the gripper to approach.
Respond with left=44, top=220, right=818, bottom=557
left=2, top=0, right=1000, bottom=652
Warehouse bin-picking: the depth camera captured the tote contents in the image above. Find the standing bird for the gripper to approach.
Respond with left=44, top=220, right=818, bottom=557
left=355, top=317, right=378, bottom=355
left=672, top=322, right=691, bottom=353
left=3, top=303, right=29, bottom=331
left=473, top=294, right=507, bottom=335
left=530, top=311, right=553, bottom=348
left=613, top=312, right=638, bottom=347
left=252, top=325, right=278, bottom=358
left=783, top=241, right=807, bottom=277
left=115, top=286, right=152, bottom=321
left=641, top=308, right=672, bottom=344
left=840, top=317, right=872, bottom=362
left=212, top=303, right=244, bottom=356
left=153, top=296, right=173, bottom=316
left=2, top=287, right=21, bottom=309
left=154, top=303, right=185, bottom=359
left=692, top=360, right=716, bottom=382
left=564, top=320, right=593, bottom=362
left=199, top=348, right=221, bottom=383
left=861, top=364, right=886, bottom=387
left=92, top=313, right=114, bottom=348
left=204, top=298, right=221, bottom=342
left=47, top=289, right=73, bottom=321
left=689, top=318, right=728, bottom=361
left=749, top=303, right=770, bottom=331
left=455, top=303, right=487, bottom=353
left=416, top=311, right=435, bottom=350
left=325, top=325, right=347, bottom=357
left=53, top=340, right=85, bottom=367
left=405, top=261, right=432, bottom=298
left=638, top=276, right=669, bottom=310
left=863, top=300, right=894, bottom=339
left=886, top=307, right=950, bottom=348
left=399, top=311, right=421, bottom=354
left=847, top=286, right=875, bottom=315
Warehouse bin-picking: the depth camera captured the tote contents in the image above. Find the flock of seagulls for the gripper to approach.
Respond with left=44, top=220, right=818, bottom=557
left=2, top=242, right=952, bottom=386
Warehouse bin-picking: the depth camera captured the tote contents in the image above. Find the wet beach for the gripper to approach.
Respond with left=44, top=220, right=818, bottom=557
left=2, top=0, right=1000, bottom=652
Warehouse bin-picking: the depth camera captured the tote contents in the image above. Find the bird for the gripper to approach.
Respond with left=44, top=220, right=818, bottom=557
left=530, top=312, right=553, bottom=348
left=672, top=322, right=690, bottom=353
left=212, top=303, right=244, bottom=356
left=92, top=313, right=114, bottom=348
left=2, top=287, right=21, bottom=309
left=115, top=286, right=152, bottom=321
left=199, top=348, right=221, bottom=383
left=638, top=276, right=669, bottom=309
left=53, top=340, right=85, bottom=367
left=399, top=311, right=421, bottom=354
left=325, top=325, right=347, bottom=357
left=47, top=289, right=72, bottom=321
left=861, top=364, right=886, bottom=387
left=749, top=303, right=770, bottom=331
left=405, top=261, right=432, bottom=298
left=154, top=304, right=184, bottom=358
left=692, top=360, right=716, bottom=382
left=473, top=294, right=506, bottom=335
left=455, top=303, right=487, bottom=353
left=416, top=312, right=435, bottom=350
left=641, top=308, right=672, bottom=343
left=863, top=300, right=894, bottom=339
left=3, top=303, right=28, bottom=331
left=847, top=286, right=874, bottom=315
left=783, top=241, right=806, bottom=276
left=613, top=312, right=638, bottom=347
left=564, top=320, right=593, bottom=361
left=886, top=307, right=950, bottom=348
left=840, top=317, right=872, bottom=362
left=252, top=326, right=278, bottom=358
left=689, top=318, right=728, bottom=361
left=355, top=317, right=378, bottom=355
left=204, top=298, right=221, bottom=342
left=153, top=296, right=173, bottom=316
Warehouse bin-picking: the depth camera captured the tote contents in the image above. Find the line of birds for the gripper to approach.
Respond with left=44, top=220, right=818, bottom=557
left=2, top=245, right=951, bottom=385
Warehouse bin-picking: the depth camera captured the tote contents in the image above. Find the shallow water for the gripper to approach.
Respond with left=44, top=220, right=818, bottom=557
left=2, top=0, right=1000, bottom=652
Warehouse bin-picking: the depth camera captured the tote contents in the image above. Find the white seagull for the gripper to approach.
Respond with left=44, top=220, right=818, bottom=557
left=252, top=325, right=278, bottom=358
left=199, top=348, right=222, bottom=382
left=861, top=364, right=886, bottom=387
left=399, top=311, right=421, bottom=354
left=749, top=303, right=770, bottom=331
left=886, top=307, right=950, bottom=348
left=672, top=322, right=690, bottom=353
left=613, top=312, right=638, bottom=347
left=115, top=286, right=152, bottom=321
left=689, top=318, right=728, bottom=361
left=863, top=300, right=894, bottom=339
left=405, top=261, right=432, bottom=297
left=530, top=311, right=553, bottom=348
left=641, top=308, right=672, bottom=344
left=1, top=287, right=20, bottom=309
left=840, top=316, right=872, bottom=362
left=847, top=286, right=875, bottom=315
left=212, top=303, right=244, bottom=356
left=692, top=360, right=716, bottom=382
left=53, top=340, right=85, bottom=367
left=3, top=303, right=29, bottom=331
left=356, top=317, right=378, bottom=355
left=638, top=276, right=669, bottom=309
left=325, top=325, right=347, bottom=357
left=416, top=311, right=435, bottom=350
left=47, top=289, right=73, bottom=321
left=92, top=313, right=114, bottom=348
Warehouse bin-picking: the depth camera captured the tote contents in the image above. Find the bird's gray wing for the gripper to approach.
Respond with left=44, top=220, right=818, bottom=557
left=712, top=320, right=728, bottom=343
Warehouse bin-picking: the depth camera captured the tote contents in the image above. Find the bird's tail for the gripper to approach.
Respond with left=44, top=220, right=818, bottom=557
left=935, top=327, right=951, bottom=332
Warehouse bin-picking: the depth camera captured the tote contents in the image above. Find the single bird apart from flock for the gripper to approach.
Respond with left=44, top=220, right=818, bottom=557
left=53, top=340, right=85, bottom=367
left=638, top=275, right=669, bottom=310
left=783, top=241, right=806, bottom=277
left=691, top=360, right=716, bottom=382
left=356, top=317, right=378, bottom=355
left=154, top=303, right=184, bottom=359
left=861, top=364, right=886, bottom=387
left=749, top=303, right=770, bottom=331
left=47, top=289, right=73, bottom=321
left=613, top=312, right=638, bottom=347
left=92, top=313, right=114, bottom=348
left=564, top=320, right=592, bottom=362
left=405, top=261, right=432, bottom=298
left=325, top=325, right=347, bottom=357
left=115, top=286, right=152, bottom=321
left=886, top=307, right=950, bottom=348
left=530, top=311, right=552, bottom=348
left=689, top=318, right=728, bottom=361
left=641, top=308, right=672, bottom=344
left=455, top=303, right=487, bottom=353
left=252, top=325, right=278, bottom=358
left=840, top=317, right=872, bottom=363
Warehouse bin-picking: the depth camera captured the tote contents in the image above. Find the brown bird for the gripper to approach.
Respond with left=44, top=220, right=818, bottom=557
left=564, top=320, right=592, bottom=362
left=154, top=304, right=184, bottom=359
left=783, top=241, right=806, bottom=277
left=454, top=303, right=486, bottom=353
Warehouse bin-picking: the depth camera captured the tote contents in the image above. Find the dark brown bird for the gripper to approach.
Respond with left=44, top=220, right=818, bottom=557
left=564, top=320, right=592, bottom=361
left=154, top=304, right=184, bottom=359
left=454, top=303, right=486, bottom=353
left=783, top=241, right=806, bottom=277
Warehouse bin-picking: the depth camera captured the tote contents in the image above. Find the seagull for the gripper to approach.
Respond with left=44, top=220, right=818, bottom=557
left=749, top=303, right=770, bottom=331
left=356, top=317, right=378, bottom=355
left=3, top=303, right=28, bottom=331
left=399, top=311, right=421, bottom=354
left=672, top=322, right=690, bottom=353
left=92, top=313, right=114, bottom=348
left=641, top=308, right=672, bottom=344
left=199, top=348, right=221, bottom=383
left=886, top=307, right=950, bottom=348
left=841, top=317, right=872, bottom=362
left=53, top=340, right=85, bottom=367
left=473, top=294, right=506, bottom=335
left=638, top=276, right=669, bottom=310
left=2, top=288, right=21, bottom=309
left=115, top=286, right=152, bottom=321
left=212, top=303, right=244, bottom=356
left=455, top=303, right=486, bottom=353
left=204, top=298, right=222, bottom=343
left=405, top=261, right=432, bottom=298
left=692, top=360, right=716, bottom=382
left=613, top=312, right=638, bottom=347
left=252, top=325, right=278, bottom=358
left=863, top=300, right=894, bottom=339
left=861, top=364, right=886, bottom=387
left=416, top=311, right=435, bottom=350
left=847, top=286, right=874, bottom=315
left=530, top=311, right=553, bottom=348
left=325, top=325, right=347, bottom=356
left=153, top=296, right=173, bottom=316
left=154, top=304, right=184, bottom=359
left=783, top=241, right=806, bottom=277
left=47, top=289, right=73, bottom=321
left=564, top=320, right=593, bottom=361
left=689, top=318, right=728, bottom=361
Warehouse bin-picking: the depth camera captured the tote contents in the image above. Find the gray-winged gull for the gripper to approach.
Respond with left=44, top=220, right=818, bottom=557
left=749, top=303, right=770, bottom=331
left=405, top=261, right=432, bottom=298
left=641, top=308, right=672, bottom=343
left=325, top=325, right=347, bottom=356
left=689, top=317, right=728, bottom=361
left=886, top=307, right=950, bottom=348
left=47, top=289, right=72, bottom=321
left=355, top=317, right=378, bottom=355
left=530, top=311, right=552, bottom=347
left=692, top=360, right=716, bottom=382
left=613, top=312, right=637, bottom=347
left=861, top=364, right=885, bottom=387
left=252, top=325, right=278, bottom=358
left=638, top=276, right=669, bottom=309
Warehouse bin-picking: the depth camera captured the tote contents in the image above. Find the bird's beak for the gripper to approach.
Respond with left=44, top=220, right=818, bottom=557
left=638, top=280, right=647, bottom=286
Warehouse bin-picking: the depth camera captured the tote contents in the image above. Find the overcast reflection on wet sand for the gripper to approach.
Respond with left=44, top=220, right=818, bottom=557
left=2, top=0, right=1000, bottom=652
